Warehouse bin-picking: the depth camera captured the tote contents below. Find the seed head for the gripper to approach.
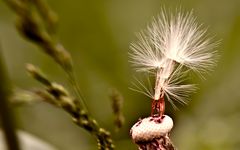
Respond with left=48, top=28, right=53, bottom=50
left=130, top=115, right=175, bottom=150
left=130, top=9, right=218, bottom=73
left=129, top=9, right=218, bottom=106
left=130, top=115, right=173, bottom=143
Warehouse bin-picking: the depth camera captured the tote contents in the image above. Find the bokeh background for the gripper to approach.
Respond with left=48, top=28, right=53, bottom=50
left=1, top=0, right=240, bottom=149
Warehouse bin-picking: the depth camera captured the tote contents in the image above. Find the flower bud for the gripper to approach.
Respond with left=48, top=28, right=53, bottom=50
left=130, top=115, right=175, bottom=150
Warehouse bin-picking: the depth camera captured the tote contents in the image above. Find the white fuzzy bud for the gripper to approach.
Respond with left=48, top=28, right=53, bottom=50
left=130, top=115, right=173, bottom=143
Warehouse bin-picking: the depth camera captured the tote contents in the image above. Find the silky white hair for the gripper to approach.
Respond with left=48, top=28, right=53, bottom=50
left=129, top=9, right=218, bottom=107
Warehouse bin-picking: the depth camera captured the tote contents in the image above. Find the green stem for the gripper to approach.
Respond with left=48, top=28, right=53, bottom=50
left=0, top=49, right=21, bottom=150
left=66, top=71, right=88, bottom=111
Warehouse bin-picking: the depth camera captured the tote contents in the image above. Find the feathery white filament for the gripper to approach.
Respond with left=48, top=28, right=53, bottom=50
left=130, top=9, right=218, bottom=105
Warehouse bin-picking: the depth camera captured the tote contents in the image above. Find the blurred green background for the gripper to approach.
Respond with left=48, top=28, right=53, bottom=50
left=1, top=0, right=240, bottom=149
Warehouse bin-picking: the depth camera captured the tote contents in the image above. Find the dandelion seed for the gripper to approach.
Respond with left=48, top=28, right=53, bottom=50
left=129, top=8, right=218, bottom=117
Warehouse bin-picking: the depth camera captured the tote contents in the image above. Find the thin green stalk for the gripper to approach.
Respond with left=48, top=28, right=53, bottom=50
left=66, top=71, right=88, bottom=112
left=0, top=49, right=21, bottom=150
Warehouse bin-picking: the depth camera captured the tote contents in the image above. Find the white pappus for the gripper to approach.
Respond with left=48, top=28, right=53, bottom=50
left=129, top=9, right=218, bottom=114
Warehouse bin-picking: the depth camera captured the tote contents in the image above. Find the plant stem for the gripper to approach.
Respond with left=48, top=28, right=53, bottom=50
left=0, top=49, right=21, bottom=150
left=66, top=71, right=88, bottom=112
